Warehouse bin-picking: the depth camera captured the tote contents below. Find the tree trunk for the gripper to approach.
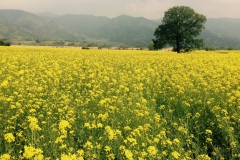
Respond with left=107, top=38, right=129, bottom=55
left=176, top=32, right=180, bottom=53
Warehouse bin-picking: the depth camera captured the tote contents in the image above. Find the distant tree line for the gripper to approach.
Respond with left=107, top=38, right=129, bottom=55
left=0, top=40, right=11, bottom=46
left=204, top=45, right=235, bottom=51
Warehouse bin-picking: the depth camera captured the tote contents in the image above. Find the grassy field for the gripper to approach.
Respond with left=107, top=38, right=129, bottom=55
left=0, top=47, right=240, bottom=159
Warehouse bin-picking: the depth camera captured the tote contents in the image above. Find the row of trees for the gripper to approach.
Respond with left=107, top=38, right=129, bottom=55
left=149, top=43, right=237, bottom=51
left=204, top=45, right=235, bottom=51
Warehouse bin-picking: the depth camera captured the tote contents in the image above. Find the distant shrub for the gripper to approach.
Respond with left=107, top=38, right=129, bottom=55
left=226, top=46, right=234, bottom=50
left=148, top=42, right=154, bottom=50
left=205, top=46, right=215, bottom=51
left=0, top=40, right=11, bottom=46
left=0, top=40, right=4, bottom=46
left=36, top=39, right=41, bottom=43
left=4, top=42, right=11, bottom=46
left=82, top=47, right=89, bottom=50
left=68, top=42, right=75, bottom=46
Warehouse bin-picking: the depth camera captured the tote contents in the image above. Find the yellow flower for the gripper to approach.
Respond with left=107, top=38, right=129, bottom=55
left=230, top=141, right=237, bottom=148
left=126, top=137, right=137, bottom=146
left=83, top=141, right=93, bottom=149
left=77, top=149, right=84, bottom=157
left=59, top=120, right=71, bottom=135
left=4, top=133, right=15, bottom=143
left=125, top=149, right=133, bottom=160
left=97, top=123, right=103, bottom=128
left=29, top=108, right=36, bottom=113
left=119, top=145, right=126, bottom=153
left=172, top=151, right=180, bottom=159
left=34, top=154, right=44, bottom=160
left=55, top=135, right=66, bottom=144
left=28, top=116, right=41, bottom=131
left=1, top=80, right=9, bottom=88
left=166, top=139, right=172, bottom=145
left=154, top=113, right=161, bottom=122
left=196, top=154, right=211, bottom=160
left=84, top=122, right=91, bottom=128
left=61, top=153, right=77, bottom=160
left=60, top=144, right=67, bottom=149
left=124, top=126, right=131, bottom=131
left=104, top=146, right=111, bottom=152
left=23, top=146, right=43, bottom=159
left=59, top=120, right=71, bottom=130
left=0, top=154, right=11, bottom=160
left=107, top=153, right=115, bottom=160
left=147, top=146, right=158, bottom=156
left=205, top=129, right=212, bottom=135
left=105, top=126, right=115, bottom=140
left=173, top=138, right=180, bottom=144
left=206, top=138, right=212, bottom=144
left=195, top=112, right=200, bottom=118
left=162, top=151, right=167, bottom=156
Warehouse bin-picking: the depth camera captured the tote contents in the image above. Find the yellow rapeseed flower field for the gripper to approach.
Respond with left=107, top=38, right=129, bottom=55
left=0, top=47, right=240, bottom=159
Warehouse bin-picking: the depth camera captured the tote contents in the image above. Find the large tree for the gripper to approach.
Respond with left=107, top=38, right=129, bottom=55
left=153, top=6, right=207, bottom=53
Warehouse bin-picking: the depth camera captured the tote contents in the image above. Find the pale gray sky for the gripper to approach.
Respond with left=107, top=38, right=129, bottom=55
left=1, top=0, right=240, bottom=19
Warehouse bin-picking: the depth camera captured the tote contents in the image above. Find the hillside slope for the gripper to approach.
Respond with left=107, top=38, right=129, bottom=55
left=95, top=15, right=158, bottom=46
left=0, top=9, right=81, bottom=41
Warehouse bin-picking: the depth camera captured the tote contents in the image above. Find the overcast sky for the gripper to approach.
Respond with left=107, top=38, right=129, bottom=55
left=1, top=0, right=240, bottom=19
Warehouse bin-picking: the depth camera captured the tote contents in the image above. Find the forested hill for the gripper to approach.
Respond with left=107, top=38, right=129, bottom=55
left=1, top=9, right=240, bottom=48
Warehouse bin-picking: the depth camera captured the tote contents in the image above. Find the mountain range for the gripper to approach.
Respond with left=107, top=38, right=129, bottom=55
left=1, top=9, right=240, bottom=48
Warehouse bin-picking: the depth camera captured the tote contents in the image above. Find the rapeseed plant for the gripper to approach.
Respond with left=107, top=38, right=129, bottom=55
left=23, top=146, right=43, bottom=159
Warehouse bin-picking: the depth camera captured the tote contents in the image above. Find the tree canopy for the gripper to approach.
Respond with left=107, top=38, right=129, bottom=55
left=153, top=6, right=207, bottom=53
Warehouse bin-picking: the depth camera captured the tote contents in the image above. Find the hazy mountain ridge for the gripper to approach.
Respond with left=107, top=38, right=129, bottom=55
left=36, top=12, right=60, bottom=18
left=95, top=15, right=158, bottom=46
left=0, top=9, right=240, bottom=48
left=200, top=18, right=240, bottom=48
left=0, top=9, right=81, bottom=41
left=53, top=14, right=111, bottom=37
